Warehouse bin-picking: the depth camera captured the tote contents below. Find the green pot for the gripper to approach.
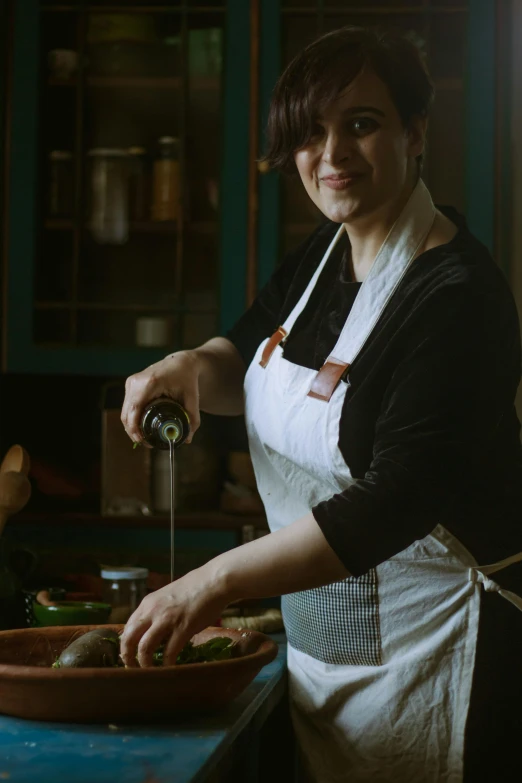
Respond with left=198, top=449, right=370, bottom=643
left=33, top=601, right=112, bottom=627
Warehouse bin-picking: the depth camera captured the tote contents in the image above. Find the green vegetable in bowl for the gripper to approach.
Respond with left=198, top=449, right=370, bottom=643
left=54, top=629, right=120, bottom=669
left=52, top=630, right=235, bottom=669
left=154, top=637, right=235, bottom=666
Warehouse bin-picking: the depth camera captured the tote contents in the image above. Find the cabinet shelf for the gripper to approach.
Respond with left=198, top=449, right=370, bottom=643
left=35, top=302, right=217, bottom=313
left=47, top=76, right=220, bottom=90
left=280, top=5, right=468, bottom=14
left=14, top=511, right=267, bottom=532
left=42, top=5, right=226, bottom=12
left=88, top=76, right=182, bottom=90
left=44, top=220, right=218, bottom=234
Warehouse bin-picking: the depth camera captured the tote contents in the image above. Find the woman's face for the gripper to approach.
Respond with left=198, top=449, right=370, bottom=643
left=293, top=69, right=426, bottom=224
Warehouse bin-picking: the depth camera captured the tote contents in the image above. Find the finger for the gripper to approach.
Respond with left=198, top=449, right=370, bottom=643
left=162, top=627, right=191, bottom=667
left=137, top=622, right=171, bottom=668
left=120, top=616, right=152, bottom=667
left=126, top=372, right=159, bottom=441
left=120, top=375, right=134, bottom=434
left=121, top=376, right=144, bottom=442
left=181, top=389, right=201, bottom=445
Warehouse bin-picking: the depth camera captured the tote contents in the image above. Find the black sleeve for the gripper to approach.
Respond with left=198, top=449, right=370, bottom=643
left=312, top=272, right=522, bottom=576
left=225, top=227, right=325, bottom=368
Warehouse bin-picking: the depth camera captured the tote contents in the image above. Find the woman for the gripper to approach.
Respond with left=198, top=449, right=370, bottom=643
left=120, top=27, right=522, bottom=782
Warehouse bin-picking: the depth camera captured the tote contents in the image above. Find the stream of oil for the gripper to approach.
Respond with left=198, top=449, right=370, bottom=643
left=169, top=439, right=175, bottom=582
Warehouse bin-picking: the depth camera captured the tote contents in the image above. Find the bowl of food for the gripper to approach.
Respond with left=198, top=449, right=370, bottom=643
left=0, top=625, right=279, bottom=723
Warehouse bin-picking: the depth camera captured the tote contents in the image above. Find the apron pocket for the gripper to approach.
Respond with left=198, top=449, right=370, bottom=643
left=282, top=569, right=382, bottom=666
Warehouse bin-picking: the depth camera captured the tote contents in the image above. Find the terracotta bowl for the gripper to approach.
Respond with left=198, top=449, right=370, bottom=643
left=0, top=624, right=279, bottom=723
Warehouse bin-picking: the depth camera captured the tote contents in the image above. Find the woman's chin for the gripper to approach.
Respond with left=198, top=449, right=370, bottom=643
left=319, top=198, right=364, bottom=225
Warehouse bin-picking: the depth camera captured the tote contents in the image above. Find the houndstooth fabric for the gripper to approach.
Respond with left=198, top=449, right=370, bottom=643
left=282, top=569, right=382, bottom=666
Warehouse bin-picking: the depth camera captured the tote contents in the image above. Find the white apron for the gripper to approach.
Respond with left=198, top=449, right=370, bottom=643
left=243, top=180, right=522, bottom=783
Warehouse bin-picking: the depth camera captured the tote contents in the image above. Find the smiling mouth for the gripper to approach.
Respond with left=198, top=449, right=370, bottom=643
left=321, top=174, right=363, bottom=191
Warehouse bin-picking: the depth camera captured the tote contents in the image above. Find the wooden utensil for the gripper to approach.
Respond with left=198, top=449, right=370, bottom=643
left=0, top=471, right=32, bottom=536
left=0, top=445, right=30, bottom=477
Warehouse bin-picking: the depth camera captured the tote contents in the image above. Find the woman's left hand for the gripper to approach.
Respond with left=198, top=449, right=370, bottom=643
left=119, top=564, right=231, bottom=668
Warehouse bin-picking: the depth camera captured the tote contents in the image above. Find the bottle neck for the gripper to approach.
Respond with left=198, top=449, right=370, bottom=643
left=159, top=419, right=182, bottom=445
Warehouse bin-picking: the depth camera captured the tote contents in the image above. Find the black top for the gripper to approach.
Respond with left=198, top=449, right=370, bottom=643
left=226, top=207, right=522, bottom=577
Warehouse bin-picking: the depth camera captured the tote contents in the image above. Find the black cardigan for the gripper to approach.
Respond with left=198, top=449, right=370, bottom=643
left=226, top=207, right=522, bottom=577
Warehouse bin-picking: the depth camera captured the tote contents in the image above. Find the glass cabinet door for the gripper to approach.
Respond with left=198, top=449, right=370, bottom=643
left=36, top=2, right=224, bottom=354
left=5, top=0, right=251, bottom=375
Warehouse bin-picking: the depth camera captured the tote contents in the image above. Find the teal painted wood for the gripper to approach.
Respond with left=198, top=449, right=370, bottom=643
left=6, top=2, right=249, bottom=374
left=219, top=0, right=251, bottom=333
left=465, top=0, right=496, bottom=253
left=0, top=2, right=8, bottom=244
left=257, top=0, right=281, bottom=291
left=0, top=638, right=287, bottom=783
left=3, top=520, right=237, bottom=579
left=5, top=0, right=39, bottom=372
left=6, top=345, right=167, bottom=377
left=495, top=0, right=513, bottom=277
left=3, top=522, right=237, bottom=559
left=3, top=6, right=193, bottom=377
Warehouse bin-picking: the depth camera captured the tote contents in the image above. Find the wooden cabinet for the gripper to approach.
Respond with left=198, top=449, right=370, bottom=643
left=2, top=1, right=508, bottom=374
left=4, top=0, right=250, bottom=374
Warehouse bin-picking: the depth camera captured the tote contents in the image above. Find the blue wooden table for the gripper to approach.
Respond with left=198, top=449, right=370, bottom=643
left=0, top=637, right=289, bottom=783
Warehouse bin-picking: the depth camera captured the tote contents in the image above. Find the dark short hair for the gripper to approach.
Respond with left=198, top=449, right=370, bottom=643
left=263, top=26, right=434, bottom=174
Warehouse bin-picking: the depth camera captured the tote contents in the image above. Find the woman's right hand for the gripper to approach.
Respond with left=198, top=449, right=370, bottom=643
left=121, top=350, right=201, bottom=445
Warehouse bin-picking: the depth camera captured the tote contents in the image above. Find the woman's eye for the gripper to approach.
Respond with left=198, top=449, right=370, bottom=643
left=351, top=117, right=379, bottom=135
left=310, top=123, right=324, bottom=140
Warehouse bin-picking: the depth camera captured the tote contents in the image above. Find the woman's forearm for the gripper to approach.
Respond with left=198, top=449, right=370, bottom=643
left=210, top=512, right=350, bottom=603
left=192, top=337, right=246, bottom=416
left=121, top=512, right=350, bottom=667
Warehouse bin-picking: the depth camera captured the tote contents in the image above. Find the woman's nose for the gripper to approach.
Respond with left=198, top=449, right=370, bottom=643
left=322, top=131, right=351, bottom=165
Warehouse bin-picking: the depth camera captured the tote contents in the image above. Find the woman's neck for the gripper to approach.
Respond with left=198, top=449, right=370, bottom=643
left=343, top=177, right=418, bottom=282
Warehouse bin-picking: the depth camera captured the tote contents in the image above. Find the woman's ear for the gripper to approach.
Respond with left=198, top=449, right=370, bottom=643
left=407, top=115, right=428, bottom=159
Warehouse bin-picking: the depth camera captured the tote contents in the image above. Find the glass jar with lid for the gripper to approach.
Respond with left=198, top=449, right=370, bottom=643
left=88, top=148, right=129, bottom=244
left=151, top=136, right=180, bottom=222
left=101, top=566, right=149, bottom=624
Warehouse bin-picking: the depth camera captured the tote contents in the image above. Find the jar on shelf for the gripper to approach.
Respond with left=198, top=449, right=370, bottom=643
left=127, top=146, right=149, bottom=222
left=88, top=148, right=129, bottom=244
left=151, top=136, right=180, bottom=222
left=48, top=150, right=74, bottom=217
left=101, top=566, right=149, bottom=624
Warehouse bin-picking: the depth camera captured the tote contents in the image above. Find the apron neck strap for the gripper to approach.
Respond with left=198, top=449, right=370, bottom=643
left=281, top=224, right=346, bottom=336
left=308, top=179, right=436, bottom=401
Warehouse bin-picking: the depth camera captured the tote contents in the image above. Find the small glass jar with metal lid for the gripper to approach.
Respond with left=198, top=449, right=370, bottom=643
left=101, top=566, right=149, bottom=624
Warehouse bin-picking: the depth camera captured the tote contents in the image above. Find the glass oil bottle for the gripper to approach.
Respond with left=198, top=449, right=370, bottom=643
left=141, top=398, right=191, bottom=582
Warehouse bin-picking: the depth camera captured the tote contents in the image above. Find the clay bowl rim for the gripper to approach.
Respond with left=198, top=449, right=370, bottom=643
left=0, top=625, right=279, bottom=679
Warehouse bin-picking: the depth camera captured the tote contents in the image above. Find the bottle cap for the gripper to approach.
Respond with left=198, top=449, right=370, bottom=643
left=101, top=566, right=149, bottom=580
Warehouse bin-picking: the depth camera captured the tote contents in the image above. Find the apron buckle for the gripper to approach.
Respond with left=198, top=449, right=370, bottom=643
left=259, top=326, right=288, bottom=369
left=307, top=357, right=351, bottom=402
